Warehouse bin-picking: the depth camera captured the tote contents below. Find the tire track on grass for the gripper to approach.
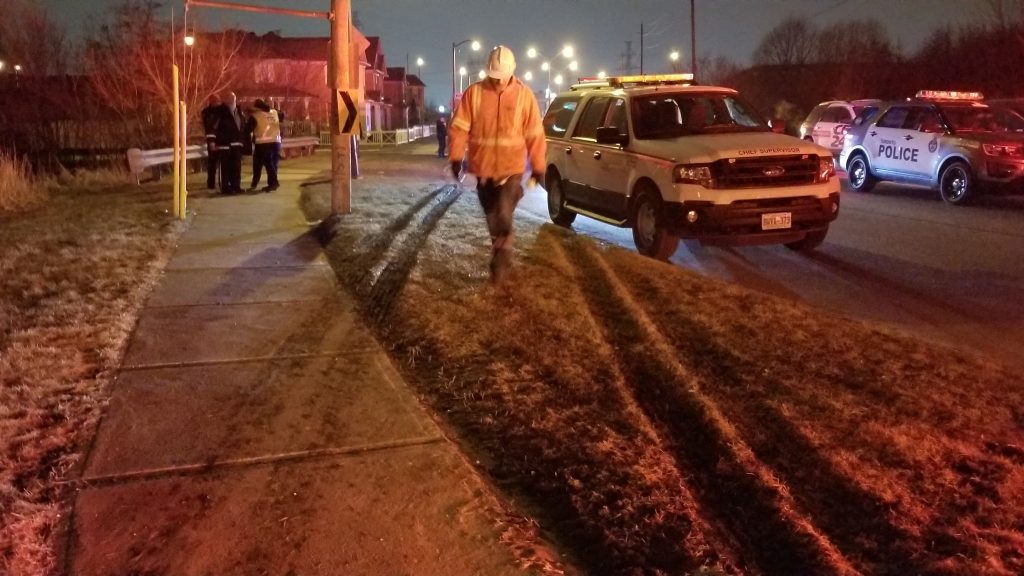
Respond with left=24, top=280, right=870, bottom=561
left=564, top=238, right=857, bottom=576
left=616, top=261, right=935, bottom=576
left=367, top=184, right=463, bottom=324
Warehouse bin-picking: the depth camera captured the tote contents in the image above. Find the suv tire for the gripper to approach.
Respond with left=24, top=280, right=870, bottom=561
left=546, top=172, right=577, bottom=227
left=785, top=226, right=829, bottom=251
left=847, top=154, right=877, bottom=193
left=631, top=186, right=679, bottom=260
left=939, top=160, right=974, bottom=205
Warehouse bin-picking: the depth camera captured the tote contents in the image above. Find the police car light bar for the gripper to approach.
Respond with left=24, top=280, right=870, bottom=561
left=916, top=90, right=984, bottom=101
left=607, top=73, right=695, bottom=87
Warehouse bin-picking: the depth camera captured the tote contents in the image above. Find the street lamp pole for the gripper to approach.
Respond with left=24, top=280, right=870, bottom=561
left=690, top=0, right=698, bottom=76
left=451, top=39, right=478, bottom=109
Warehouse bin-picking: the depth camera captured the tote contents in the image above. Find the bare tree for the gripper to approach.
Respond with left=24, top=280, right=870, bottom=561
left=815, top=19, right=898, bottom=64
left=0, top=0, right=69, bottom=76
left=697, top=54, right=741, bottom=86
left=752, top=17, right=816, bottom=66
left=81, top=0, right=247, bottom=147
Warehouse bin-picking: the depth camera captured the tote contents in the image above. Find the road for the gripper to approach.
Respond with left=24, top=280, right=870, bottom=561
left=518, top=178, right=1024, bottom=372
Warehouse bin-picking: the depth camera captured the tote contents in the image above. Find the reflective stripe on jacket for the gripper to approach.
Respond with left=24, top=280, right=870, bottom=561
left=251, top=109, right=282, bottom=144
left=448, top=77, right=546, bottom=179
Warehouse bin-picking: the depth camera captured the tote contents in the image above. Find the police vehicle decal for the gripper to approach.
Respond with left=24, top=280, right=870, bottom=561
left=878, top=139, right=920, bottom=163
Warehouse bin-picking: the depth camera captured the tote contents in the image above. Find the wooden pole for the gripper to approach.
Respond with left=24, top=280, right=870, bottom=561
left=690, top=0, right=698, bottom=77
left=330, top=0, right=352, bottom=215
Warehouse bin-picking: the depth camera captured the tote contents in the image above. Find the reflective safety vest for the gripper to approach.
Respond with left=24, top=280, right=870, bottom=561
left=448, top=77, right=546, bottom=179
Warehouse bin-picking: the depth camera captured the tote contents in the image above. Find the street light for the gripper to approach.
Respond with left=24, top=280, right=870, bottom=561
left=597, top=70, right=607, bottom=79
left=523, top=70, right=533, bottom=81
left=561, top=45, right=574, bottom=59
left=14, top=64, right=22, bottom=73
left=451, top=38, right=481, bottom=106
left=527, top=46, right=577, bottom=106
left=184, top=34, right=195, bottom=47
left=0, top=61, right=5, bottom=72
left=553, top=74, right=563, bottom=86
left=669, top=50, right=680, bottom=72
left=458, top=66, right=467, bottom=92
left=477, top=70, right=486, bottom=80
left=416, top=56, right=424, bottom=78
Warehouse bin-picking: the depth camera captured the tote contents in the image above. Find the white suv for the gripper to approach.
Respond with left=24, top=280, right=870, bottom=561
left=799, top=99, right=881, bottom=153
left=542, top=74, right=840, bottom=258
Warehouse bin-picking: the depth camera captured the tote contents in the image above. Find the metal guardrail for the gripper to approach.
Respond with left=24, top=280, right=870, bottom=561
left=364, top=125, right=437, bottom=147
left=126, top=137, right=320, bottom=183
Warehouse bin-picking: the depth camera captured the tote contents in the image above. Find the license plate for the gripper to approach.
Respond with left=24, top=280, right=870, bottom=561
left=761, top=212, right=792, bottom=230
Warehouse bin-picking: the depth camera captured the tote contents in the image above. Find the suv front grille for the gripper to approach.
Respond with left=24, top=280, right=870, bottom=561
left=711, top=155, right=819, bottom=189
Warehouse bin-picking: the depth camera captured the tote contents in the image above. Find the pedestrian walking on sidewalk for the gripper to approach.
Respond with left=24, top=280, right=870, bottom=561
left=435, top=116, right=448, bottom=157
left=246, top=98, right=283, bottom=192
left=447, top=45, right=546, bottom=284
left=201, top=94, right=222, bottom=190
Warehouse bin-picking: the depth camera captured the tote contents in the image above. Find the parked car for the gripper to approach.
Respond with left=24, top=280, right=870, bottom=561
left=799, top=99, right=881, bottom=153
left=542, top=74, right=840, bottom=258
left=840, top=90, right=1024, bottom=204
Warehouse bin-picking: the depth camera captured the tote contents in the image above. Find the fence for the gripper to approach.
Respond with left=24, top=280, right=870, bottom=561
left=126, top=136, right=320, bottom=184
left=317, top=124, right=437, bottom=148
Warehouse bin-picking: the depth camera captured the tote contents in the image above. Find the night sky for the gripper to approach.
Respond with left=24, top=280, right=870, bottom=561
left=42, top=0, right=980, bottom=106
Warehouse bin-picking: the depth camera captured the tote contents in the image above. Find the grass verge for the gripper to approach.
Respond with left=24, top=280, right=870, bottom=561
left=303, top=150, right=1024, bottom=575
left=0, top=181, right=182, bottom=575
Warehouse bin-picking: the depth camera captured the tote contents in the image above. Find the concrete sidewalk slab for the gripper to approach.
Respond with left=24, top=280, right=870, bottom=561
left=121, top=299, right=373, bottom=368
left=84, top=353, right=439, bottom=478
left=72, top=445, right=523, bottom=576
left=165, top=237, right=327, bottom=270
left=146, top=266, right=337, bottom=307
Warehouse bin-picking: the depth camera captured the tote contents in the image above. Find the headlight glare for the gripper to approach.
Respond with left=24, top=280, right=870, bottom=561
left=674, top=164, right=713, bottom=186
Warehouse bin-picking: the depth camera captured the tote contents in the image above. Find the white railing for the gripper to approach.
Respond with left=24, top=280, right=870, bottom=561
left=363, top=125, right=436, bottom=147
left=126, top=136, right=320, bottom=183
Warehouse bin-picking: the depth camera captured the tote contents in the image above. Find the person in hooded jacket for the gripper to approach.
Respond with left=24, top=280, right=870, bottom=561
left=246, top=98, right=284, bottom=192
left=447, top=45, right=546, bottom=284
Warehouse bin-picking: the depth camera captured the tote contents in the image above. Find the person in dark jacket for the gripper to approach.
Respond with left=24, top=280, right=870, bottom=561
left=200, top=94, right=221, bottom=189
left=435, top=116, right=448, bottom=158
left=214, top=91, right=245, bottom=194
left=245, top=98, right=283, bottom=192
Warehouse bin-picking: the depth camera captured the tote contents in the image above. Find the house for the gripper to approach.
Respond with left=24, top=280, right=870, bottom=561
left=363, top=37, right=390, bottom=131
left=383, top=66, right=410, bottom=129
left=406, top=74, right=425, bottom=126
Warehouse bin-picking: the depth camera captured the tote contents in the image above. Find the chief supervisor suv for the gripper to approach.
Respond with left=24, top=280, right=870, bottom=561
left=542, top=74, right=840, bottom=259
left=840, top=90, right=1024, bottom=205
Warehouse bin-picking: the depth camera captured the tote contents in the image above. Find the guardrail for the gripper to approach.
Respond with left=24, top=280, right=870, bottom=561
left=363, top=125, right=436, bottom=147
left=126, top=136, right=319, bottom=183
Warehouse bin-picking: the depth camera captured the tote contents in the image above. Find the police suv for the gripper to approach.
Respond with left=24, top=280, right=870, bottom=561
left=840, top=91, right=1024, bottom=205
left=542, top=74, right=840, bottom=258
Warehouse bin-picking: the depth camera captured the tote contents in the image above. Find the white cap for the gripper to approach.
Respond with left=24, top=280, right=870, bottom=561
left=486, top=45, right=516, bottom=81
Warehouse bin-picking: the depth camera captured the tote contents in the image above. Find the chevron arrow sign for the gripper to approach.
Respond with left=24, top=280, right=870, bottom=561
left=336, top=89, right=358, bottom=135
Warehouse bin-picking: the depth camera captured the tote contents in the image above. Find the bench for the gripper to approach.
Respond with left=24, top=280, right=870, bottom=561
left=126, top=137, right=321, bottom=183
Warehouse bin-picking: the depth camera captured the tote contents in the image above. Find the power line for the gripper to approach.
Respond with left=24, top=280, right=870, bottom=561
left=808, top=0, right=853, bottom=20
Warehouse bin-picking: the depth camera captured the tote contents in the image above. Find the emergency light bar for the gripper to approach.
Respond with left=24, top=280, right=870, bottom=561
left=607, top=73, right=695, bottom=87
left=916, top=90, right=984, bottom=101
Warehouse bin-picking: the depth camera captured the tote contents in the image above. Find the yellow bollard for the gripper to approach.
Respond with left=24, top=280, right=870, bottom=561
left=179, top=101, right=187, bottom=219
left=172, top=65, right=180, bottom=218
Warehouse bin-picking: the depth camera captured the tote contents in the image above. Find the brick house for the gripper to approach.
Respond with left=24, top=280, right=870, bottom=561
left=406, top=74, right=426, bottom=126
left=383, top=66, right=410, bottom=129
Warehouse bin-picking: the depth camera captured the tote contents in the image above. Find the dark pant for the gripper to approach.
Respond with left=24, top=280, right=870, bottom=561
left=206, top=143, right=220, bottom=189
left=476, top=174, right=523, bottom=252
left=437, top=135, right=447, bottom=157
left=219, top=145, right=243, bottom=193
left=252, top=142, right=281, bottom=189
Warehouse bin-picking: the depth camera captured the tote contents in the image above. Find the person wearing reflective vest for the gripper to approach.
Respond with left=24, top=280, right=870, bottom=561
left=246, top=98, right=283, bottom=192
left=448, top=45, right=546, bottom=284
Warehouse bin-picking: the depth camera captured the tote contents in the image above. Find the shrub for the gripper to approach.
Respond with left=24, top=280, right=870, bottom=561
left=0, top=152, right=48, bottom=213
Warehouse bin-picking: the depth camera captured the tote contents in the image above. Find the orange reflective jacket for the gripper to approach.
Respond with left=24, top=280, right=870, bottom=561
left=448, top=77, right=546, bottom=179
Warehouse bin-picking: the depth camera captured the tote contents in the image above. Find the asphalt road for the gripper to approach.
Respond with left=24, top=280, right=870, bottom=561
left=518, top=178, right=1024, bottom=372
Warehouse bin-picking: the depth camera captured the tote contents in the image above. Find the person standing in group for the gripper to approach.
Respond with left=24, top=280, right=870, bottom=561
left=246, top=98, right=283, bottom=192
left=447, top=45, right=546, bottom=284
left=214, top=91, right=245, bottom=194
left=200, top=94, right=221, bottom=190
left=435, top=116, right=448, bottom=158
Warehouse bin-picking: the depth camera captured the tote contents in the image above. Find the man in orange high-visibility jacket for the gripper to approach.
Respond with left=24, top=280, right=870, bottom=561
left=448, top=45, right=547, bottom=284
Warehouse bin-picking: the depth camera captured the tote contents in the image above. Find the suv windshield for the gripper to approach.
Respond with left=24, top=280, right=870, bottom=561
left=632, top=92, right=768, bottom=139
left=939, top=105, right=1024, bottom=133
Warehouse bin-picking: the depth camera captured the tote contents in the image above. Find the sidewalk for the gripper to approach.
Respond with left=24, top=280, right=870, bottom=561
left=67, top=154, right=527, bottom=575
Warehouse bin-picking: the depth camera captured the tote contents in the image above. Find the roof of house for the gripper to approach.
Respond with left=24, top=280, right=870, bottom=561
left=385, top=67, right=407, bottom=82
left=407, top=74, right=425, bottom=88
left=366, top=37, right=386, bottom=72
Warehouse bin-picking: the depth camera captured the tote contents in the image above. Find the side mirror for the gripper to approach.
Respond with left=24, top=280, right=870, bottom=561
left=769, top=119, right=786, bottom=134
left=596, top=126, right=629, bottom=146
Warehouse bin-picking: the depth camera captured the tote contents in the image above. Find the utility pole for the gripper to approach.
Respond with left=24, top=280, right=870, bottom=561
left=690, top=0, right=698, bottom=77
left=330, top=0, right=352, bottom=215
left=640, top=22, right=644, bottom=75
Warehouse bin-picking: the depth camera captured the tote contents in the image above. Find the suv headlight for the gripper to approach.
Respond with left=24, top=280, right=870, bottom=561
left=817, top=156, right=835, bottom=183
left=673, top=164, right=713, bottom=187
left=983, top=143, right=1024, bottom=158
